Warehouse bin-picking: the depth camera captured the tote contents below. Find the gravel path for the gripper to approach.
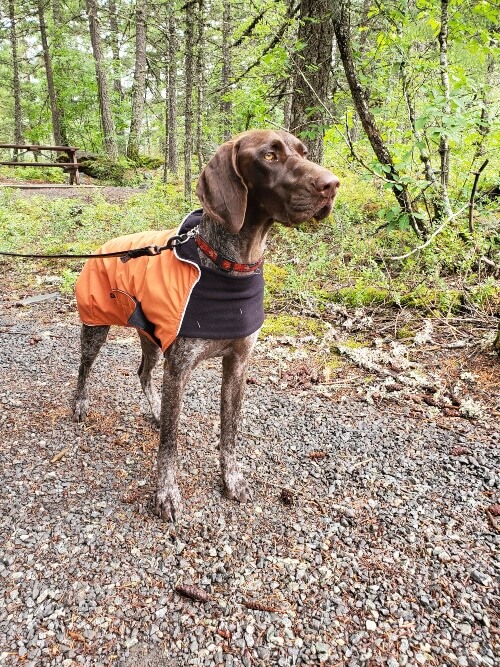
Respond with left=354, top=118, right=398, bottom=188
left=0, top=300, right=498, bottom=667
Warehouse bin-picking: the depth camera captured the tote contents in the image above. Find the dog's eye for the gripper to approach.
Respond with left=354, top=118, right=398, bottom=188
left=263, top=152, right=277, bottom=161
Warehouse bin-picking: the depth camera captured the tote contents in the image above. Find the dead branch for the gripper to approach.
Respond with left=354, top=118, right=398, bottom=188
left=468, top=159, right=489, bottom=233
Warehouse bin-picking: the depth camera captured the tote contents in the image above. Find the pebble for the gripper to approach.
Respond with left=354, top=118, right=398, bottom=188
left=470, top=570, right=492, bottom=586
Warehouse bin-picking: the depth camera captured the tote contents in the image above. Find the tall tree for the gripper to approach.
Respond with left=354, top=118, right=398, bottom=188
left=164, top=2, right=179, bottom=178
left=108, top=0, right=124, bottom=101
left=220, top=2, right=232, bottom=141
left=195, top=0, right=205, bottom=171
left=127, top=0, right=148, bottom=160
left=184, top=0, right=196, bottom=200
left=85, top=0, right=118, bottom=158
left=437, top=0, right=452, bottom=216
left=50, top=0, right=69, bottom=145
left=37, top=0, right=66, bottom=145
left=290, top=0, right=334, bottom=163
left=332, top=0, right=424, bottom=236
left=8, top=0, right=23, bottom=151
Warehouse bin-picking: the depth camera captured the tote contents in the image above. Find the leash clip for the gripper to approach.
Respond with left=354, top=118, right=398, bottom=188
left=120, top=244, right=161, bottom=263
left=166, top=225, right=199, bottom=250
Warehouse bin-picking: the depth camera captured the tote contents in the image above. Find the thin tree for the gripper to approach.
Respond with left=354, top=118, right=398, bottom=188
left=195, top=0, right=205, bottom=172
left=50, top=0, right=69, bottom=145
left=37, top=0, right=65, bottom=145
left=473, top=39, right=496, bottom=161
left=220, top=2, right=232, bottom=142
left=127, top=0, right=148, bottom=160
left=164, top=1, right=179, bottom=180
left=184, top=0, right=196, bottom=200
left=437, top=0, right=453, bottom=218
left=8, top=0, right=23, bottom=154
left=86, top=0, right=118, bottom=159
left=108, top=0, right=124, bottom=101
left=332, top=1, right=424, bottom=237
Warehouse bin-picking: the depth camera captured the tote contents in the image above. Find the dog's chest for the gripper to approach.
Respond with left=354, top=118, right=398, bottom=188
left=176, top=211, right=265, bottom=341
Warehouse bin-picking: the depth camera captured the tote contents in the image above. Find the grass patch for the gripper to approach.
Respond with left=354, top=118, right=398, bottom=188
left=330, top=285, right=390, bottom=307
left=0, top=165, right=67, bottom=184
left=261, top=314, right=329, bottom=338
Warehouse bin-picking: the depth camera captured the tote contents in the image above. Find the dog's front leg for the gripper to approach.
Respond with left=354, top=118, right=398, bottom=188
left=220, top=338, right=257, bottom=503
left=155, top=357, right=191, bottom=521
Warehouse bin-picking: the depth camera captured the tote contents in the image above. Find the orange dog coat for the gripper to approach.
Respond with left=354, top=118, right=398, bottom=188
left=75, top=227, right=200, bottom=352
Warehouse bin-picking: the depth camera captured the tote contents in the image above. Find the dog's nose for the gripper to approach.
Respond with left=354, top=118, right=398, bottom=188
left=314, top=173, right=340, bottom=198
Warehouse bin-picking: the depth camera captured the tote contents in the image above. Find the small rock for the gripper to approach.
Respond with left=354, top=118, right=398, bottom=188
left=470, top=570, right=492, bottom=586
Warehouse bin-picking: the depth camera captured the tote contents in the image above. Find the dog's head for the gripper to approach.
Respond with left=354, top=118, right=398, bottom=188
left=196, top=130, right=340, bottom=234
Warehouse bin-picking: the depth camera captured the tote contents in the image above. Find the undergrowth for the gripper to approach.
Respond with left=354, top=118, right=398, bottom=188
left=0, top=174, right=498, bottom=318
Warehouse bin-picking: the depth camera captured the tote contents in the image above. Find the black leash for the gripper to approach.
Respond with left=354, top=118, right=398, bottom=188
left=0, top=228, right=197, bottom=264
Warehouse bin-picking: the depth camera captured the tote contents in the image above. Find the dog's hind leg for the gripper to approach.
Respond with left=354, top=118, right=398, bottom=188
left=73, top=324, right=110, bottom=422
left=137, top=333, right=162, bottom=425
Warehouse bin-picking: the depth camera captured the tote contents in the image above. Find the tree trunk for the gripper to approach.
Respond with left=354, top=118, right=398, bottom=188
left=8, top=0, right=23, bottom=152
left=195, top=0, right=205, bottom=173
left=50, top=0, right=69, bottom=146
left=438, top=0, right=450, bottom=190
left=127, top=0, right=148, bottom=160
left=434, top=0, right=453, bottom=219
left=220, top=2, right=232, bottom=142
left=164, top=3, right=179, bottom=179
left=86, top=0, right=118, bottom=159
left=52, top=0, right=62, bottom=24
left=290, top=0, right=334, bottom=163
left=109, top=0, right=124, bottom=101
left=37, top=0, right=65, bottom=146
left=332, top=1, right=424, bottom=237
left=473, top=40, right=496, bottom=161
left=184, top=0, right=196, bottom=201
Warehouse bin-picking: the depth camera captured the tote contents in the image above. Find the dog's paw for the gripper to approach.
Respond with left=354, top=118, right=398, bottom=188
left=72, top=399, right=88, bottom=423
left=223, top=473, right=253, bottom=503
left=154, top=485, right=182, bottom=522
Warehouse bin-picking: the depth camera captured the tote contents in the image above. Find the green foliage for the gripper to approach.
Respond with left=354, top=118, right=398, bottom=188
left=0, top=166, right=66, bottom=183
left=331, top=285, right=390, bottom=307
left=331, top=0, right=500, bottom=234
left=0, top=183, right=192, bottom=263
left=59, top=268, right=79, bottom=293
left=261, top=314, right=328, bottom=338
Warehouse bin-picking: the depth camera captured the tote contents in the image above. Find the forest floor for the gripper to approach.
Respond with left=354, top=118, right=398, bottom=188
left=0, top=183, right=498, bottom=667
left=0, top=178, right=144, bottom=204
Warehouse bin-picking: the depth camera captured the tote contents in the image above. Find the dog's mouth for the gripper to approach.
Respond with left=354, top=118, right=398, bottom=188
left=312, top=200, right=334, bottom=222
left=279, top=193, right=336, bottom=227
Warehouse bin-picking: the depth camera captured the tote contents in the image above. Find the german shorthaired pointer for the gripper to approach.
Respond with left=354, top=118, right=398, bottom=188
left=73, top=130, right=340, bottom=521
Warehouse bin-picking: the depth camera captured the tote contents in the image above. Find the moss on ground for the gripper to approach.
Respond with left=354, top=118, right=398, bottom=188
left=261, top=314, right=329, bottom=338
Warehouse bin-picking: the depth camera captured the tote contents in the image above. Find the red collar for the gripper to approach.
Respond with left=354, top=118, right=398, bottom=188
left=195, top=234, right=264, bottom=273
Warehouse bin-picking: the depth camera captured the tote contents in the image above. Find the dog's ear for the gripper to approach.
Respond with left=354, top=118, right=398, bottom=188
left=196, top=139, right=247, bottom=235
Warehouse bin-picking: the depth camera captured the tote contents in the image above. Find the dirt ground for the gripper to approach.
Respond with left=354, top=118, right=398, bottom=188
left=0, top=179, right=144, bottom=203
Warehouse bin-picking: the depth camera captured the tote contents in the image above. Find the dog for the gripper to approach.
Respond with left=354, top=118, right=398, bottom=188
left=73, top=129, right=340, bottom=521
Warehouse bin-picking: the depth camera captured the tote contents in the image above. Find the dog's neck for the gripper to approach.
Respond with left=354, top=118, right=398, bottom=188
left=198, top=212, right=273, bottom=273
